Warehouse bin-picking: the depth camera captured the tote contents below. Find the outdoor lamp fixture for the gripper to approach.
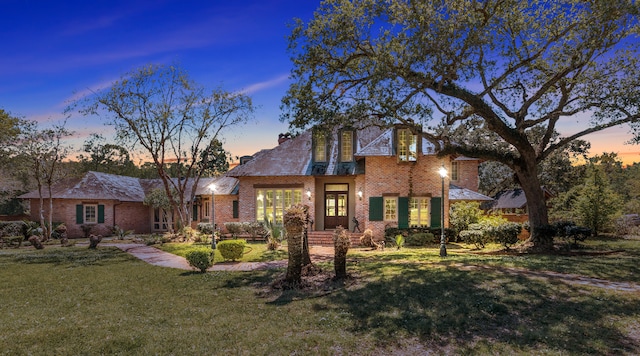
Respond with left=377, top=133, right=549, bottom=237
left=438, top=165, right=448, bottom=257
left=209, top=183, right=217, bottom=250
left=357, top=189, right=363, bottom=200
left=306, top=188, right=312, bottom=201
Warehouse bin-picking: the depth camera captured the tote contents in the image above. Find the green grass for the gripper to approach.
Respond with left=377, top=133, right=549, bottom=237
left=1, top=237, right=639, bottom=355
left=157, top=241, right=288, bottom=263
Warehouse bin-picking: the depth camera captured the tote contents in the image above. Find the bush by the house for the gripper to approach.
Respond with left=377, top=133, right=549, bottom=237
left=244, top=221, right=267, bottom=240
left=0, top=221, right=27, bottom=239
left=197, top=222, right=214, bottom=235
left=459, top=224, right=488, bottom=249
left=0, top=235, right=24, bottom=248
left=405, top=232, right=436, bottom=246
left=185, top=249, right=213, bottom=272
left=224, top=222, right=244, bottom=238
left=217, top=239, right=246, bottom=261
left=491, top=222, right=522, bottom=249
left=553, top=221, right=591, bottom=246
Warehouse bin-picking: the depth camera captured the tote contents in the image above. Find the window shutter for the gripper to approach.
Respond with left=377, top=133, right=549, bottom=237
left=369, top=197, right=383, bottom=221
left=398, top=197, right=409, bottom=228
left=192, top=204, right=198, bottom=221
left=232, top=200, right=239, bottom=218
left=98, top=204, right=105, bottom=223
left=430, top=197, right=442, bottom=228
left=76, top=205, right=84, bottom=224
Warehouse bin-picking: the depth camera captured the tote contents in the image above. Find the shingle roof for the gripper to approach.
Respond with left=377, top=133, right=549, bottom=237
left=489, top=189, right=528, bottom=209
left=19, top=171, right=238, bottom=201
left=449, top=185, right=494, bottom=202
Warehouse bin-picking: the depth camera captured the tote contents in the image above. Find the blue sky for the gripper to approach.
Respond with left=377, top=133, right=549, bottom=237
left=2, top=0, right=638, bottom=165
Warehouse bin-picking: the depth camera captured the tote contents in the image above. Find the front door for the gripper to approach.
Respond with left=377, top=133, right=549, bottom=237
left=324, top=184, right=349, bottom=229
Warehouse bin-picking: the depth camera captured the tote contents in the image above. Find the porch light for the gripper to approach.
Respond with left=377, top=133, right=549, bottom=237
left=357, top=189, right=363, bottom=200
left=209, top=183, right=216, bottom=250
left=438, top=165, right=447, bottom=257
left=306, top=188, right=312, bottom=201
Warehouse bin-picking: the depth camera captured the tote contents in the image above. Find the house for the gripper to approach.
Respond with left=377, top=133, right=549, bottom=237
left=19, top=171, right=238, bottom=238
left=483, top=187, right=554, bottom=223
left=225, top=124, right=491, bottom=240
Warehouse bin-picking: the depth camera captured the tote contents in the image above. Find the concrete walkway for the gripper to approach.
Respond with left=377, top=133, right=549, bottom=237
left=105, top=243, right=330, bottom=272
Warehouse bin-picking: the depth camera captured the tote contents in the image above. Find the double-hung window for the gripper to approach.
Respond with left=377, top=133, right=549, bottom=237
left=397, top=129, right=417, bottom=162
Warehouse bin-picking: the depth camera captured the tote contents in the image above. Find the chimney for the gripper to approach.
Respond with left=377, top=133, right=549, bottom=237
left=278, top=132, right=291, bottom=145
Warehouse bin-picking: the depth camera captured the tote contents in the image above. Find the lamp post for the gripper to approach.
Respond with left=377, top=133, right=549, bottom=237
left=209, top=183, right=216, bottom=250
left=438, top=164, right=448, bottom=257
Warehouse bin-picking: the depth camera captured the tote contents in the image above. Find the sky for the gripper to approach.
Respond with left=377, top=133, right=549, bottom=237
left=2, top=0, right=639, bottom=166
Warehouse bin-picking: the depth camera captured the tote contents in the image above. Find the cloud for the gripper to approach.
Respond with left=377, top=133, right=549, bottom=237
left=238, top=74, right=290, bottom=95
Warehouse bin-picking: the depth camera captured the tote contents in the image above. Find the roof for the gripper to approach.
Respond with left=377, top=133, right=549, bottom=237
left=19, top=171, right=238, bottom=201
left=449, top=185, right=493, bottom=202
left=485, top=187, right=554, bottom=210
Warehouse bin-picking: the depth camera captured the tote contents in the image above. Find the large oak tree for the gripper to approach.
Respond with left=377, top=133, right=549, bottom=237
left=72, top=64, right=255, bottom=229
left=281, top=0, right=640, bottom=250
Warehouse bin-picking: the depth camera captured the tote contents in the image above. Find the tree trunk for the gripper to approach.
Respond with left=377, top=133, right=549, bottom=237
left=285, top=225, right=303, bottom=285
left=515, top=162, right=554, bottom=251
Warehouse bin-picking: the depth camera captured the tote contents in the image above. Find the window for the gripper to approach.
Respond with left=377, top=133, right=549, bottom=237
left=256, top=188, right=303, bottom=224
left=340, top=130, right=353, bottom=162
left=203, top=200, right=211, bottom=220
left=384, top=197, right=397, bottom=221
left=451, top=161, right=459, bottom=181
left=153, top=208, right=170, bottom=231
left=84, top=204, right=97, bottom=224
left=314, top=134, right=327, bottom=162
left=409, top=197, right=430, bottom=227
left=397, top=129, right=417, bottom=162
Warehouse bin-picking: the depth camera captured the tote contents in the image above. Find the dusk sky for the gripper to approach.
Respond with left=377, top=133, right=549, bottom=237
left=2, top=0, right=639, bottom=165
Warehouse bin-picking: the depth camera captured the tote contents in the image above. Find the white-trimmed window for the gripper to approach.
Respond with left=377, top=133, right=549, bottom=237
left=398, top=129, right=417, bottom=162
left=384, top=197, right=397, bottom=221
left=203, top=199, right=211, bottom=220
left=84, top=204, right=97, bottom=224
left=451, top=161, right=459, bottom=181
left=314, top=134, right=327, bottom=162
left=409, top=197, right=430, bottom=227
left=256, top=188, right=303, bottom=224
left=340, top=130, right=353, bottom=162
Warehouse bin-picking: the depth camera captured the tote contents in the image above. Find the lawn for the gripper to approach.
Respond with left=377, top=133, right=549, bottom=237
left=1, top=237, right=639, bottom=355
left=156, top=241, right=288, bottom=263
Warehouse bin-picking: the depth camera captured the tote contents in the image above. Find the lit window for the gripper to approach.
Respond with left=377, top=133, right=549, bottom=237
left=398, top=129, right=417, bottom=162
left=340, top=131, right=353, bottom=162
left=256, top=188, right=303, bottom=223
left=84, top=205, right=97, bottom=224
left=409, top=197, right=430, bottom=227
left=384, top=197, right=397, bottom=221
left=314, top=134, right=327, bottom=162
left=451, top=161, right=459, bottom=181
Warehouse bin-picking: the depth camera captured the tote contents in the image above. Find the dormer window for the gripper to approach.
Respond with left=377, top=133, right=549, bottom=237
left=314, top=133, right=327, bottom=162
left=451, top=161, right=459, bottom=180
left=340, top=130, right=354, bottom=162
left=398, top=128, right=417, bottom=162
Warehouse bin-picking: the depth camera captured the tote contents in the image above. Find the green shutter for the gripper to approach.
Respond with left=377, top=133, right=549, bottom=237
left=76, top=205, right=84, bottom=224
left=232, top=200, right=239, bottom=219
left=430, top=197, right=442, bottom=228
left=398, top=197, right=409, bottom=228
left=369, top=197, right=383, bottom=221
left=98, top=205, right=105, bottom=223
left=192, top=203, right=198, bottom=221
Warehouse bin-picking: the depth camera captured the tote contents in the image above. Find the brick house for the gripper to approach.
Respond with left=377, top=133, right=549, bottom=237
left=225, top=124, right=490, bottom=240
left=19, top=171, right=238, bottom=238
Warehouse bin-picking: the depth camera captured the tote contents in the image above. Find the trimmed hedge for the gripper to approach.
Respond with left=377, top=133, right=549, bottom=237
left=217, top=239, right=246, bottom=261
left=186, top=249, right=213, bottom=272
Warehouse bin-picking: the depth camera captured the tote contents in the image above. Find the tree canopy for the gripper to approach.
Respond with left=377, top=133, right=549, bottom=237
left=71, top=64, right=255, bottom=227
left=282, top=0, right=640, bottom=249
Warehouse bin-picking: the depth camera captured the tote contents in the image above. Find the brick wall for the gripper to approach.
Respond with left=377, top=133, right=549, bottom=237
left=452, top=159, right=479, bottom=191
left=27, top=198, right=151, bottom=238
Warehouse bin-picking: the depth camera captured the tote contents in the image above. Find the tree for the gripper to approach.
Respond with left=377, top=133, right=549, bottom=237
left=575, top=165, right=622, bottom=236
left=282, top=0, right=640, bottom=250
left=14, top=120, right=73, bottom=240
left=76, top=133, right=137, bottom=176
left=72, top=64, right=255, bottom=228
left=0, top=109, right=22, bottom=160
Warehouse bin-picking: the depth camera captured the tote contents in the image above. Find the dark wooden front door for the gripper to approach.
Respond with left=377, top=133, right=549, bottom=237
left=324, top=192, right=348, bottom=229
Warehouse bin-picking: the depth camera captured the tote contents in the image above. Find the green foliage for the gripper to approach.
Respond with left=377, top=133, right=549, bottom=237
left=490, top=222, right=522, bottom=249
left=263, top=218, right=284, bottom=250
left=112, top=225, right=134, bottom=239
left=394, top=234, right=405, bottom=250
left=245, top=221, right=267, bottom=240
left=459, top=224, right=489, bottom=249
left=0, top=221, right=27, bottom=238
left=76, top=133, right=137, bottom=176
left=575, top=165, right=622, bottom=236
left=405, top=232, right=435, bottom=246
left=185, top=249, right=213, bottom=273
left=217, top=239, right=246, bottom=261
left=197, top=222, right=214, bottom=235
left=224, top=222, right=244, bottom=238
left=449, top=201, right=482, bottom=238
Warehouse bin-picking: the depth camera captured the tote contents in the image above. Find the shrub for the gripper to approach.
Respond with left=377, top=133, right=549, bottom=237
left=197, top=222, right=214, bottom=235
left=112, top=225, right=134, bottom=239
left=459, top=224, right=489, bottom=249
left=217, top=239, right=246, bottom=261
left=492, top=222, right=522, bottom=249
left=0, top=221, right=27, bottom=238
left=394, top=234, right=405, bottom=249
left=224, top=222, right=245, bottom=238
left=359, top=229, right=375, bottom=247
left=245, top=221, right=267, bottom=240
left=405, top=232, right=435, bottom=246
left=185, top=249, right=213, bottom=272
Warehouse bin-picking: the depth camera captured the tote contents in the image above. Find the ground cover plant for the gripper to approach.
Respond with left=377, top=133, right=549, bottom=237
left=157, top=241, right=287, bottom=263
left=1, top=237, right=639, bottom=355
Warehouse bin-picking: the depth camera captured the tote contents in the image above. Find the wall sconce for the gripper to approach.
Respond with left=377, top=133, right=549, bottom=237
left=357, top=189, right=363, bottom=200
left=306, top=188, right=312, bottom=201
